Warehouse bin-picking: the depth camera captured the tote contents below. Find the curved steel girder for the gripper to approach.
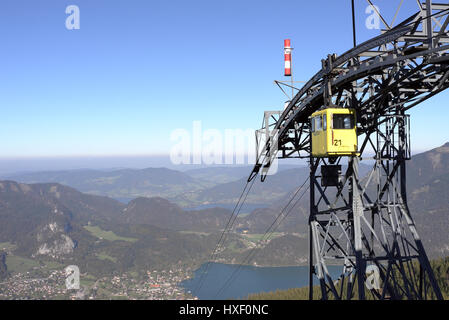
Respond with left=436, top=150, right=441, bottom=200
left=250, top=5, right=449, bottom=181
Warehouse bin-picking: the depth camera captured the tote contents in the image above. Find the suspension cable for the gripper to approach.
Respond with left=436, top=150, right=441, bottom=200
left=193, top=175, right=258, bottom=295
left=214, top=178, right=310, bottom=299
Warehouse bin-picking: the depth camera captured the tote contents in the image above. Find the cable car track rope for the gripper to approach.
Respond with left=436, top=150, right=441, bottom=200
left=193, top=174, right=258, bottom=295
left=214, top=177, right=310, bottom=299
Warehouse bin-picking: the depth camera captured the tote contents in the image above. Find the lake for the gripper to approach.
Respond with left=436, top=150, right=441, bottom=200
left=181, top=263, right=342, bottom=300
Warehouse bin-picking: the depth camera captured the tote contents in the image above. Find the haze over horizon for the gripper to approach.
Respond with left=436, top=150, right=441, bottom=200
left=0, top=143, right=446, bottom=176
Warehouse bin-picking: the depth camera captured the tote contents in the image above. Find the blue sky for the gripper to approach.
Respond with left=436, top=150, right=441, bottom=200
left=0, top=0, right=447, bottom=159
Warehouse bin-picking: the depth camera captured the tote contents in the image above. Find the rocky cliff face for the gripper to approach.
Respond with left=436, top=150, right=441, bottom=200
left=34, top=222, right=76, bottom=258
left=0, top=181, right=93, bottom=258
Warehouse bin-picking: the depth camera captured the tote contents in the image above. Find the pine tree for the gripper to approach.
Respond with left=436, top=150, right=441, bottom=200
left=0, top=251, right=7, bottom=281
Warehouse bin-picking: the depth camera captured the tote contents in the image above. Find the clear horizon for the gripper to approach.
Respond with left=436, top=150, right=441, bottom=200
left=0, top=141, right=445, bottom=176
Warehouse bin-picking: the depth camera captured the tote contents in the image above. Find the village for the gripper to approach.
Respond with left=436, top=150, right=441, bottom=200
left=0, top=266, right=197, bottom=300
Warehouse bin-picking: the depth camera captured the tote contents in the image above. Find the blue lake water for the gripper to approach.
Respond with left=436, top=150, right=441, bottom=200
left=181, top=263, right=342, bottom=300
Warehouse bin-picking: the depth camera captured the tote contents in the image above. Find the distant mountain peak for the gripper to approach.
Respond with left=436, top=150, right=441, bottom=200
left=128, top=196, right=178, bottom=206
left=0, top=180, right=29, bottom=193
left=125, top=196, right=182, bottom=214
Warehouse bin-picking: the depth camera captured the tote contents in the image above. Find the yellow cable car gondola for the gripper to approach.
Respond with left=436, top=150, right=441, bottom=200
left=310, top=108, right=358, bottom=157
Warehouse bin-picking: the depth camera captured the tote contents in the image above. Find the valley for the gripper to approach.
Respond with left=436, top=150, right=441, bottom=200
left=0, top=143, right=448, bottom=299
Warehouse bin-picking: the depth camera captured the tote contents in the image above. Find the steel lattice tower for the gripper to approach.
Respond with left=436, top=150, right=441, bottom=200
left=307, top=110, right=441, bottom=300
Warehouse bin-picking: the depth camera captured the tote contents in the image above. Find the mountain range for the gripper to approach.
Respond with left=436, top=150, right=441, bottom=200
left=5, top=164, right=307, bottom=208
left=0, top=181, right=222, bottom=276
left=4, top=167, right=211, bottom=205
left=0, top=143, right=448, bottom=277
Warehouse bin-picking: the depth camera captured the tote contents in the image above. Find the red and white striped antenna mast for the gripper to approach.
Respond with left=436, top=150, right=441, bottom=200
left=284, top=39, right=294, bottom=99
left=275, top=39, right=303, bottom=106
left=284, top=39, right=292, bottom=77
